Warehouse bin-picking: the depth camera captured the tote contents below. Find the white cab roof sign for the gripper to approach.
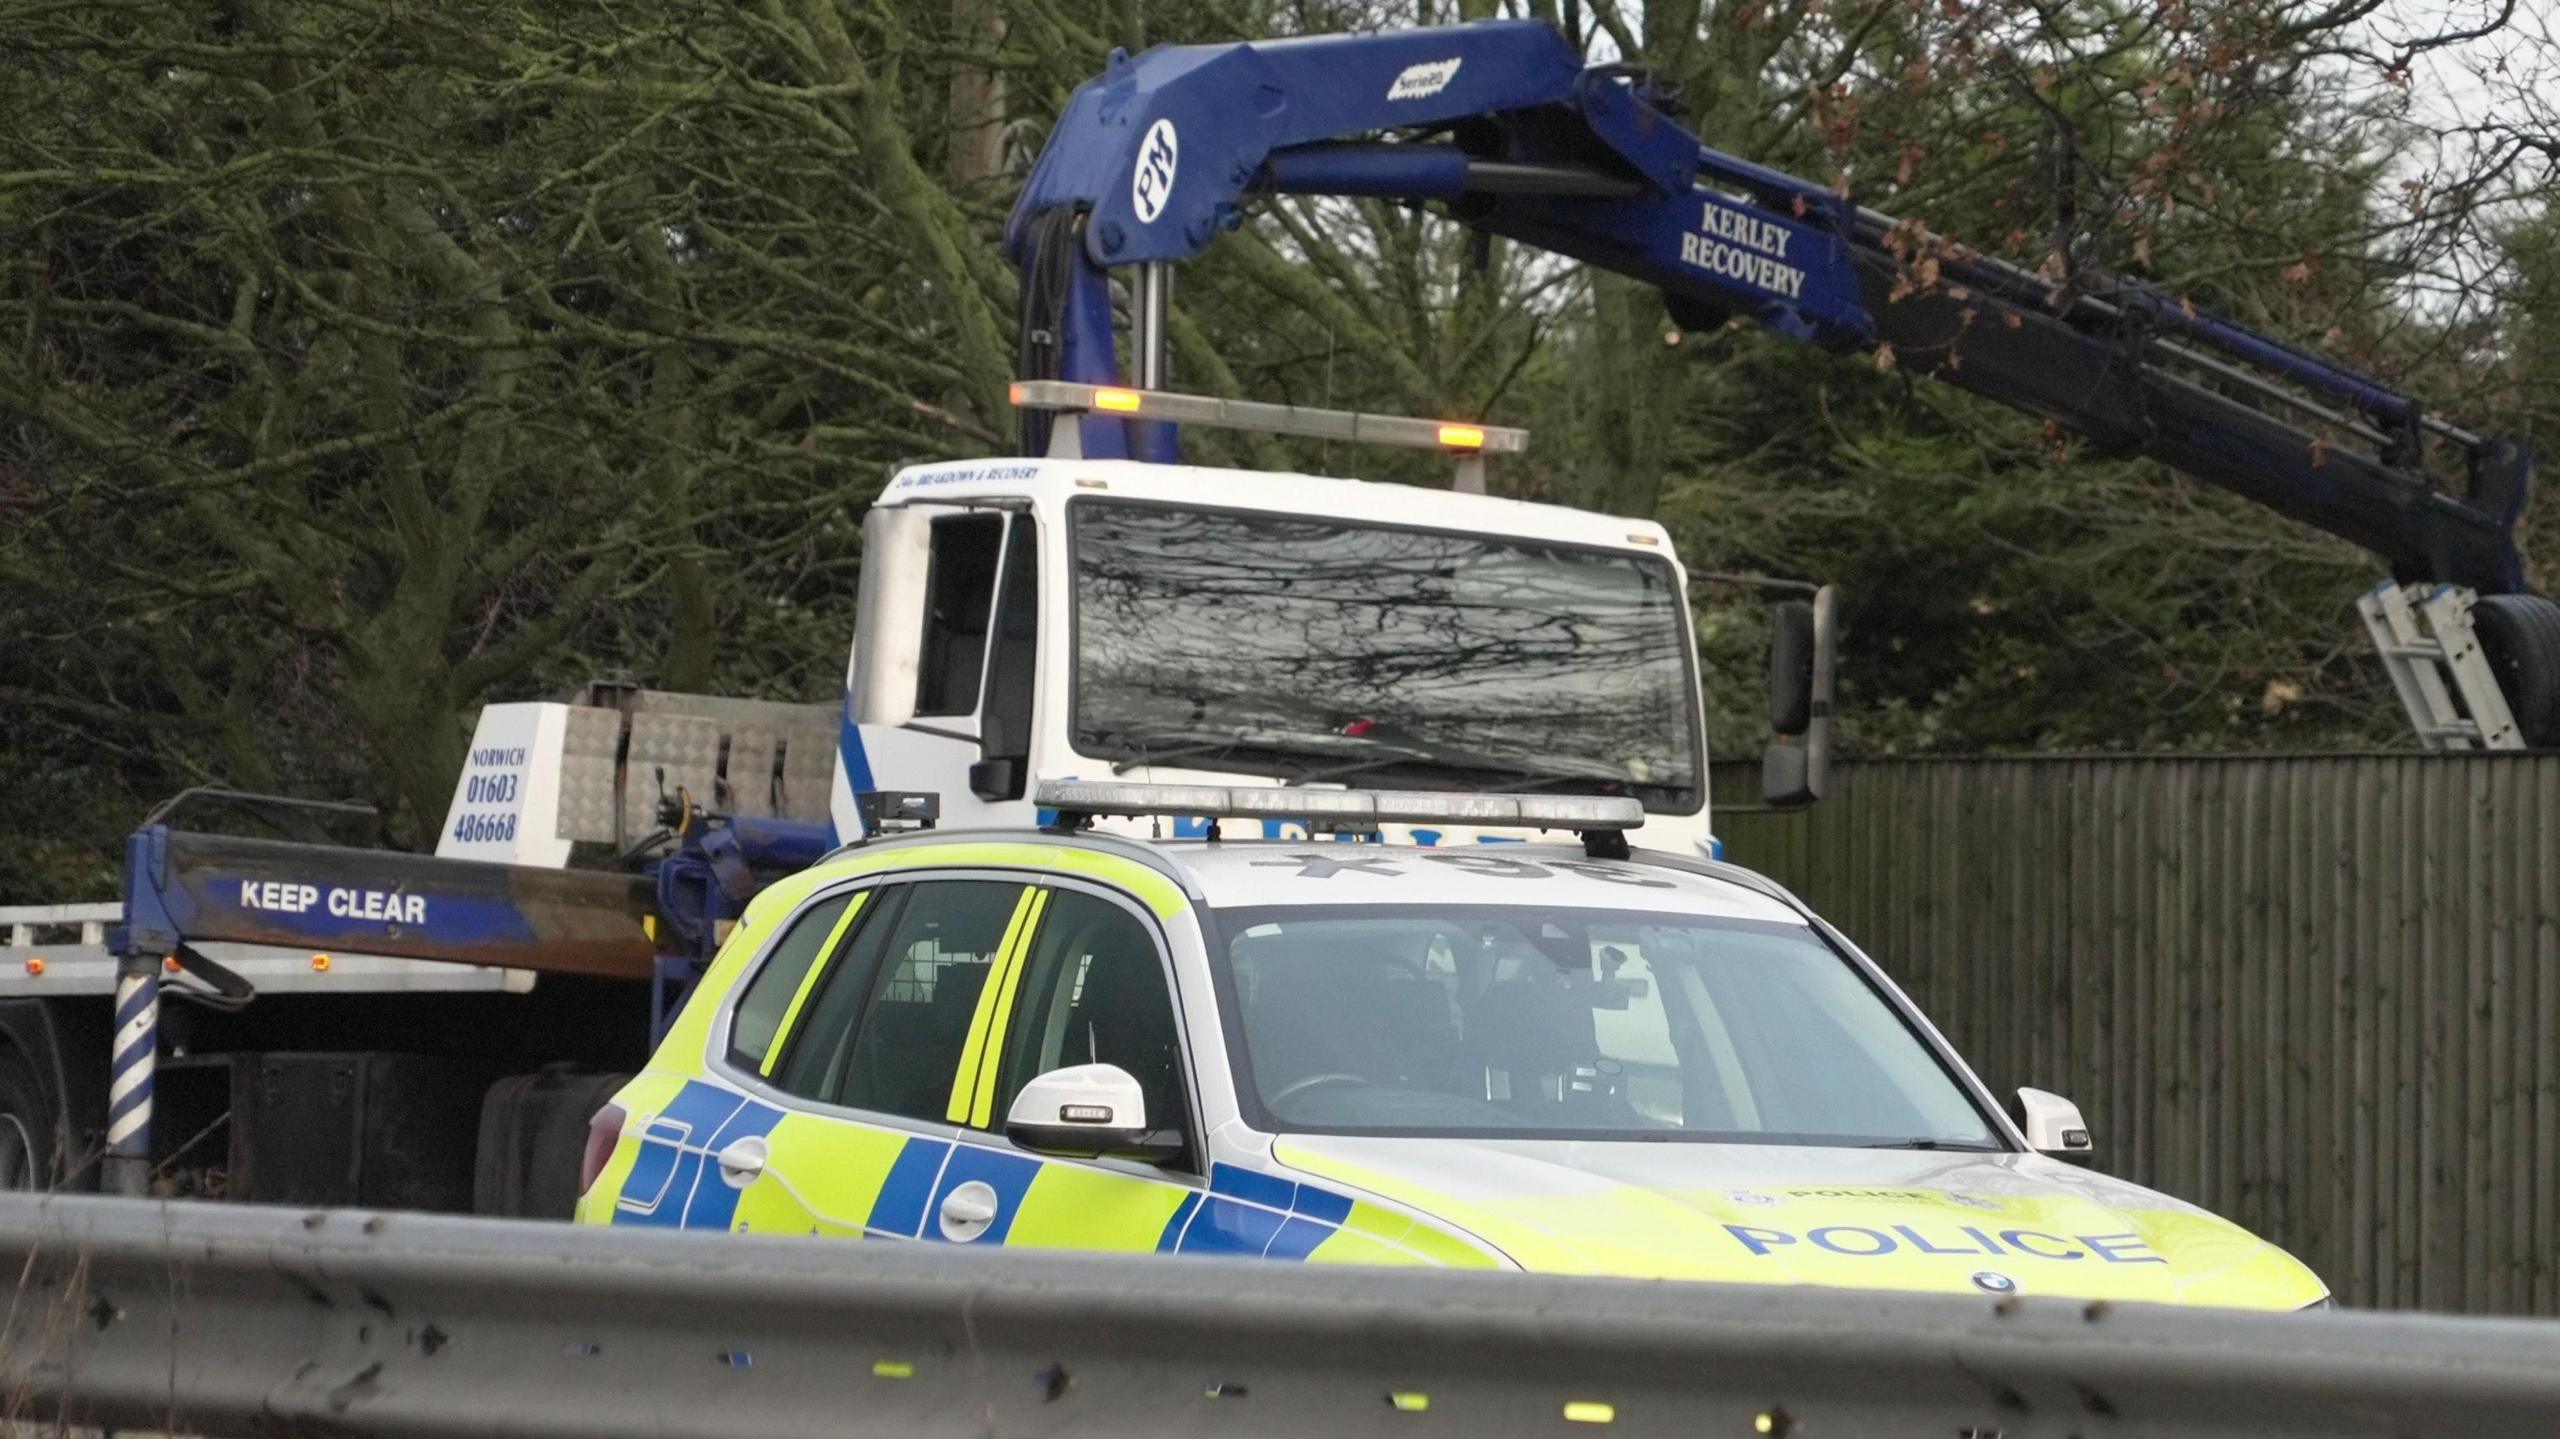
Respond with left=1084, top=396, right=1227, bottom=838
left=876, top=458, right=1678, bottom=557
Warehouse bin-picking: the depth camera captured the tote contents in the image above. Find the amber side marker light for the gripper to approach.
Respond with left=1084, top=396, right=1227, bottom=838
left=1436, top=423, right=1487, bottom=450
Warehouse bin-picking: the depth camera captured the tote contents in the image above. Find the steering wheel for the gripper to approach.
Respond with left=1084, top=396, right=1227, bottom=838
left=1268, top=1072, right=1368, bottom=1107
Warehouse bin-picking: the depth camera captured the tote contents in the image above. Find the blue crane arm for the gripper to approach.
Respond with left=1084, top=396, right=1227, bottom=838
left=1005, top=20, right=2530, bottom=593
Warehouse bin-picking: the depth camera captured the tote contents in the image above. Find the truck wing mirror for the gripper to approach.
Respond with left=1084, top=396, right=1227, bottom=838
left=1005, top=1063, right=1183, bottom=1164
left=1760, top=743, right=1813, bottom=809
left=2014, top=1086, right=2096, bottom=1167
left=969, top=756, right=1024, bottom=802
left=1760, top=585, right=1837, bottom=809
left=852, top=506, right=934, bottom=728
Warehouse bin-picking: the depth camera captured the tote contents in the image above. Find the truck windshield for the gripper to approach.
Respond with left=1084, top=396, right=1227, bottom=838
left=1070, top=500, right=1702, bottom=811
left=1213, top=904, right=2000, bottom=1149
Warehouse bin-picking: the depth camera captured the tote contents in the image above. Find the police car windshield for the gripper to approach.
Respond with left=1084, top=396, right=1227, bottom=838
left=1070, top=501, right=1702, bottom=811
left=1215, top=905, right=2000, bottom=1149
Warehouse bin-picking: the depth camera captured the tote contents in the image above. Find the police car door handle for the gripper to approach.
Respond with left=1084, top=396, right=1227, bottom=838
left=715, top=1135, right=769, bottom=1187
left=936, top=1179, right=1005, bottom=1241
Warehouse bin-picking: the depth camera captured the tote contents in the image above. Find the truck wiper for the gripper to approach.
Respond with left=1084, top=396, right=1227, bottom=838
left=1468, top=768, right=1632, bottom=796
left=1103, top=729, right=1331, bottom=777
left=1107, top=732, right=1634, bottom=793
left=1292, top=755, right=1633, bottom=793
left=1287, top=746, right=1445, bottom=785
left=1109, top=737, right=1246, bottom=774
left=1861, top=1138, right=2006, bottom=1152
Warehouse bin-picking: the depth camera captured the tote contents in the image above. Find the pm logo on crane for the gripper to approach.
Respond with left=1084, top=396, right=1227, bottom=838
left=1132, top=119, right=1179, bottom=224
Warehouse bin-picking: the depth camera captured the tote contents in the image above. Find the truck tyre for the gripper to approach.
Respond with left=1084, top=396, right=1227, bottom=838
left=0, top=1054, right=59, bottom=1192
left=2472, top=593, right=2560, bottom=748
left=476, top=1069, right=631, bottom=1219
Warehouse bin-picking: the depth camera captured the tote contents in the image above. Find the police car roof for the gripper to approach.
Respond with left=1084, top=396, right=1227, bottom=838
left=1156, top=840, right=1807, bottom=925
left=814, top=829, right=1810, bottom=926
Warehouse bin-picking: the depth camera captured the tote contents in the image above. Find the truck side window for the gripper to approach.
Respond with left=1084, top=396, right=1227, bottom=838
left=776, top=880, right=1029, bottom=1121
left=916, top=513, right=1005, bottom=717
left=993, top=890, right=1186, bottom=1150
left=977, top=514, right=1039, bottom=782
left=725, top=891, right=859, bottom=1074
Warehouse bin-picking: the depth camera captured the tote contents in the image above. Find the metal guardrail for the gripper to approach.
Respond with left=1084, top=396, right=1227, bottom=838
left=2, top=1194, right=2558, bottom=1438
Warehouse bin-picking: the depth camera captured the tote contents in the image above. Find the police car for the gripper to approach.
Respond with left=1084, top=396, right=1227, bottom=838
left=574, top=782, right=2329, bottom=1310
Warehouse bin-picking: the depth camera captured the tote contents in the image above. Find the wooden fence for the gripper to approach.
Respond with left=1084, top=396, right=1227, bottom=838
left=1711, top=753, right=2560, bottom=1315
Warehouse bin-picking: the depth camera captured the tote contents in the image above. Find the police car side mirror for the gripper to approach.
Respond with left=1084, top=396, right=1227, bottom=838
left=1005, top=1063, right=1182, bottom=1164
left=2015, top=1086, right=2096, bottom=1168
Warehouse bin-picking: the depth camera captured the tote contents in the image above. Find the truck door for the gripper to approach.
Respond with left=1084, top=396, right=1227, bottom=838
left=845, top=507, right=1041, bottom=837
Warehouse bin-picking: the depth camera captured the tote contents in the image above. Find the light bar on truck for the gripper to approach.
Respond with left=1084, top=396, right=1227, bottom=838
left=1034, top=781, right=1641, bottom=832
left=1009, top=380, right=1528, bottom=455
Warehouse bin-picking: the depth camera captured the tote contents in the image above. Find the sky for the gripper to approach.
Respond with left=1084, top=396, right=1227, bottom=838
left=2345, top=1, right=2557, bottom=312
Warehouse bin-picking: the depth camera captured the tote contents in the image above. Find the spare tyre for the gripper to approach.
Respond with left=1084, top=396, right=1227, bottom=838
left=475, top=1068, right=633, bottom=1219
left=2471, top=593, right=2560, bottom=747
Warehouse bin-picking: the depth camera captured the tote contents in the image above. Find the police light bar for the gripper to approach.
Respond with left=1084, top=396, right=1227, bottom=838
left=1009, top=380, right=1528, bottom=455
left=1034, top=781, right=1640, bottom=832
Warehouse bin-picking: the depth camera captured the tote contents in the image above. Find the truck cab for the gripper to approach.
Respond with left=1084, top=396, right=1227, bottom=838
left=845, top=455, right=1721, bottom=854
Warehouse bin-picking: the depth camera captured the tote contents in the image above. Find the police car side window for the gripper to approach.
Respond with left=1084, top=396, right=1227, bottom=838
left=778, top=879, right=1029, bottom=1122
left=726, top=891, right=858, bottom=1073
left=993, top=890, right=1185, bottom=1148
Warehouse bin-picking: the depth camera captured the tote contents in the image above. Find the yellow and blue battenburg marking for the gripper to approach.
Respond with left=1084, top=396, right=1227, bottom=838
left=611, top=1081, right=787, bottom=1231
left=1161, top=1164, right=1356, bottom=1257
left=610, top=1081, right=1382, bottom=1260
left=868, top=1137, right=1043, bottom=1240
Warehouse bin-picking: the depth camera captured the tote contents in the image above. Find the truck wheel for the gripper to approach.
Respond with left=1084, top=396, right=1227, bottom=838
left=477, top=1069, right=631, bottom=1219
left=0, top=1056, right=58, bottom=1192
left=2473, top=593, right=2560, bottom=747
